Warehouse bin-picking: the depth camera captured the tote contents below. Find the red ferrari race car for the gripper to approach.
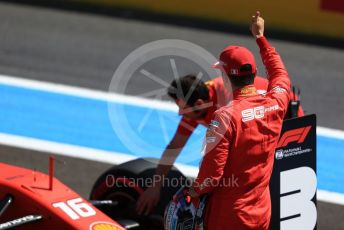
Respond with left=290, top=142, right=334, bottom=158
left=0, top=157, right=183, bottom=230
left=0, top=157, right=138, bottom=230
left=0, top=114, right=317, bottom=230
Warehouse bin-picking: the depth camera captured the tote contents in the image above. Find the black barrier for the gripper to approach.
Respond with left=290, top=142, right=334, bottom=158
left=270, top=114, right=317, bottom=230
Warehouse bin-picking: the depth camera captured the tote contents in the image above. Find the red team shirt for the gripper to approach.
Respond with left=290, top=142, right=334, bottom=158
left=177, top=77, right=303, bottom=136
left=193, top=37, right=292, bottom=229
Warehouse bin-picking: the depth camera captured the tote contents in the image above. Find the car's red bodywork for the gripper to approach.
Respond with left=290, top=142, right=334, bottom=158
left=0, top=162, right=125, bottom=230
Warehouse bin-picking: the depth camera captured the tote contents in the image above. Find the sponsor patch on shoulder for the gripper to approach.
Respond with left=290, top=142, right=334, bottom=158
left=271, top=86, right=287, bottom=93
left=206, top=136, right=216, bottom=143
left=206, top=128, right=217, bottom=143
left=257, top=89, right=267, bottom=95
left=209, top=120, right=219, bottom=128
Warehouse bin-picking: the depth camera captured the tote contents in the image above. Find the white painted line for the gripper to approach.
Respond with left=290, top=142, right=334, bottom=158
left=317, top=127, right=344, bottom=140
left=0, top=132, right=198, bottom=178
left=0, top=74, right=177, bottom=112
left=317, top=189, right=344, bottom=206
left=174, top=163, right=198, bottom=178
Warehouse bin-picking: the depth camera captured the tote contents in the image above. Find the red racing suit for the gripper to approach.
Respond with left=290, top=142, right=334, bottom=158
left=192, top=36, right=291, bottom=230
left=177, top=78, right=303, bottom=137
left=177, top=76, right=270, bottom=136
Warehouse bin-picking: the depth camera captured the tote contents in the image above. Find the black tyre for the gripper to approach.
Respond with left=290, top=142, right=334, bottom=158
left=90, top=158, right=187, bottom=229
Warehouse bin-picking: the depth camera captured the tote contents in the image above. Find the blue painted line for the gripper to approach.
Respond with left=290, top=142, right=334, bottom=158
left=317, top=136, right=344, bottom=194
left=0, top=84, right=205, bottom=165
left=0, top=83, right=343, bottom=194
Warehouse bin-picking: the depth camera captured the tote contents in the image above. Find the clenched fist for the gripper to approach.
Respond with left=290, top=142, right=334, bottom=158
left=250, top=11, right=264, bottom=38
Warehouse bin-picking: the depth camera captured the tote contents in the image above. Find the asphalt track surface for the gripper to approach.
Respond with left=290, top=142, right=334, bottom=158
left=0, top=2, right=343, bottom=229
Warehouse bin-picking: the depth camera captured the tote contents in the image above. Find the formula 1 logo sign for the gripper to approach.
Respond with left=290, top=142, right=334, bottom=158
left=270, top=114, right=317, bottom=230
left=275, top=125, right=312, bottom=160
left=277, top=126, right=311, bottom=148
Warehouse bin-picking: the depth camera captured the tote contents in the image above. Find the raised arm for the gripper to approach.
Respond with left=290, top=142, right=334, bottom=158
left=251, top=11, right=291, bottom=111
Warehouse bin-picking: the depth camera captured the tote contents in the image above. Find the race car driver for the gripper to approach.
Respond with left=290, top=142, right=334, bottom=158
left=188, top=11, right=291, bottom=229
left=136, top=76, right=271, bottom=215
left=136, top=19, right=303, bottom=216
